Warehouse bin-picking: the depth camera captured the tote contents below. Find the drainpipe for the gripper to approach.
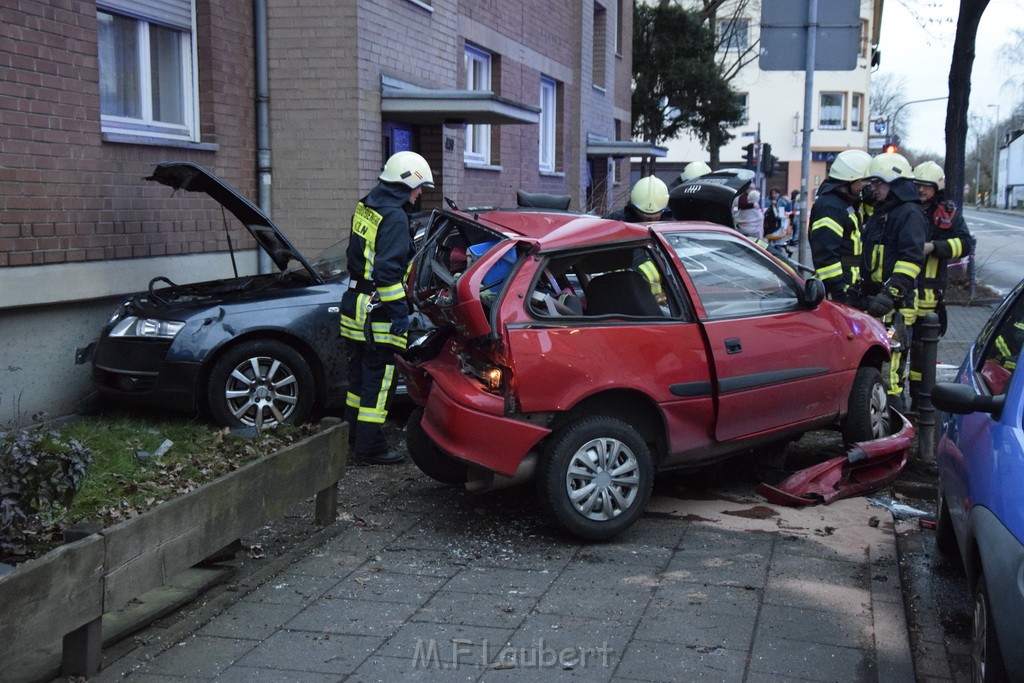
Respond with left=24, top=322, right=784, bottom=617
left=255, top=0, right=272, bottom=274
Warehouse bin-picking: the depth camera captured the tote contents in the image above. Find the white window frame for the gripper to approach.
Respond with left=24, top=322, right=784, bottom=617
left=464, top=45, right=492, bottom=165
left=737, top=92, right=749, bottom=124
left=539, top=77, right=557, bottom=173
left=851, top=93, right=864, bottom=132
left=819, top=92, right=846, bottom=130
left=718, top=17, right=750, bottom=52
left=97, top=3, right=198, bottom=142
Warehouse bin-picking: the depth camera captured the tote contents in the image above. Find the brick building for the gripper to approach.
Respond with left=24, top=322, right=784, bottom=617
left=0, top=0, right=643, bottom=424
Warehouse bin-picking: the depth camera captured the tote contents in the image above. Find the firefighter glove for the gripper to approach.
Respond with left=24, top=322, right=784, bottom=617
left=866, top=291, right=895, bottom=318
left=390, top=315, right=411, bottom=334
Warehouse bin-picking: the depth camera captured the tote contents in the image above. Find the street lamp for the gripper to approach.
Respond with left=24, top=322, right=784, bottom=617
left=988, top=103, right=1000, bottom=207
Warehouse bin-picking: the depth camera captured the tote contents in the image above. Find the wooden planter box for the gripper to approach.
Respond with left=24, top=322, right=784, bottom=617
left=0, top=421, right=348, bottom=678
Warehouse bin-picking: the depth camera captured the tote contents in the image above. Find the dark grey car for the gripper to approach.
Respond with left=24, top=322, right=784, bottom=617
left=79, top=162, right=357, bottom=429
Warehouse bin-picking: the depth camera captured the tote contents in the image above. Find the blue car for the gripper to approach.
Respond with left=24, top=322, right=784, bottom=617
left=933, top=278, right=1024, bottom=682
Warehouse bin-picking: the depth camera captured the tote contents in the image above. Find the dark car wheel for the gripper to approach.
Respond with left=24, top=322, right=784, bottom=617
left=972, top=574, right=1010, bottom=683
left=841, top=366, right=890, bottom=443
left=207, top=340, right=315, bottom=429
left=934, top=487, right=958, bottom=557
left=536, top=416, right=653, bottom=541
left=406, top=407, right=468, bottom=485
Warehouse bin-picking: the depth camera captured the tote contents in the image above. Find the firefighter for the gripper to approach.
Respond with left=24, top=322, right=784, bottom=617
left=604, top=176, right=671, bottom=297
left=604, top=175, right=671, bottom=222
left=668, top=160, right=712, bottom=190
left=858, top=152, right=928, bottom=412
left=808, top=149, right=872, bottom=305
left=340, top=151, right=434, bottom=464
left=908, top=160, right=973, bottom=408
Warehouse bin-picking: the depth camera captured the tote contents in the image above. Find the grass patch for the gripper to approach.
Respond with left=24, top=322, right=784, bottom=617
left=2, top=410, right=322, bottom=564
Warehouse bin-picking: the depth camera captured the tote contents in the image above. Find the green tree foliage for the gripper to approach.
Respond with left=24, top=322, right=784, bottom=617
left=632, top=2, right=744, bottom=150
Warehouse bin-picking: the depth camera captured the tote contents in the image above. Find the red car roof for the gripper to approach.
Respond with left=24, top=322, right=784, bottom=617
left=467, top=210, right=654, bottom=250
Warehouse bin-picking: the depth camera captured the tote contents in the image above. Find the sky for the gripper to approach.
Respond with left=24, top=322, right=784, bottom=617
left=876, top=0, right=1024, bottom=156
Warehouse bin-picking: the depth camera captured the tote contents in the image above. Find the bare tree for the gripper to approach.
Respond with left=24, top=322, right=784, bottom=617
left=868, top=73, right=908, bottom=142
left=944, top=0, right=991, bottom=207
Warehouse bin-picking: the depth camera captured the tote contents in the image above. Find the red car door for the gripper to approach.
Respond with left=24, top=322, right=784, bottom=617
left=659, top=230, right=851, bottom=442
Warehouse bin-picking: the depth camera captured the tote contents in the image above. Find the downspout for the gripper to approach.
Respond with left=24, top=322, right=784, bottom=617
left=255, top=0, right=272, bottom=274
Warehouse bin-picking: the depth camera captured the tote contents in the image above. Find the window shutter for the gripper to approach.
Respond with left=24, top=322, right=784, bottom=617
left=99, top=0, right=192, bottom=30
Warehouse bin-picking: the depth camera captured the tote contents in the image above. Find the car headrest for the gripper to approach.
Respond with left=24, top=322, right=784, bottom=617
left=516, top=190, right=571, bottom=210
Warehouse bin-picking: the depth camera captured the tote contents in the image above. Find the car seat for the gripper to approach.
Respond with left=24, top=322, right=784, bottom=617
left=584, top=270, right=662, bottom=316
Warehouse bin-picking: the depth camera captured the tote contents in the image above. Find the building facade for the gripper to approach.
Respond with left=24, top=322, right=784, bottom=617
left=0, top=0, right=636, bottom=425
left=658, top=0, right=882, bottom=198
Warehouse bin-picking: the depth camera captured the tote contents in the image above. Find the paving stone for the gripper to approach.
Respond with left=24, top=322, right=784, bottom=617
left=284, top=597, right=418, bottom=637
left=214, top=664, right=340, bottom=682
left=634, top=605, right=757, bottom=651
left=198, top=600, right=305, bottom=640
left=412, top=590, right=537, bottom=629
left=376, top=621, right=515, bottom=660
left=349, top=653, right=485, bottom=681
left=326, top=567, right=447, bottom=603
left=748, top=635, right=875, bottom=681
left=136, top=635, right=257, bottom=678
left=242, top=572, right=342, bottom=606
left=650, top=580, right=761, bottom=616
left=442, top=565, right=558, bottom=597
left=662, top=548, right=771, bottom=588
left=232, top=629, right=380, bottom=675
left=756, top=603, right=873, bottom=650
left=615, top=638, right=747, bottom=682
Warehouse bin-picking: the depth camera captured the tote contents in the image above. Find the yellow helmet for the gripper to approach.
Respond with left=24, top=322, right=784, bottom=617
left=630, top=176, right=669, bottom=214
left=913, top=160, right=945, bottom=191
left=379, top=151, right=435, bottom=189
left=680, top=161, right=712, bottom=181
left=865, top=152, right=913, bottom=183
left=828, top=150, right=872, bottom=182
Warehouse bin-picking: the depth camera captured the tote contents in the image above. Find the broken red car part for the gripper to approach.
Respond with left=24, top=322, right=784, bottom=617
left=757, top=411, right=915, bottom=506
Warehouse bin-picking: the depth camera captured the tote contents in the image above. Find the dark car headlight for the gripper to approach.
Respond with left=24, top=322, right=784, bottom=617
left=108, top=316, right=186, bottom=340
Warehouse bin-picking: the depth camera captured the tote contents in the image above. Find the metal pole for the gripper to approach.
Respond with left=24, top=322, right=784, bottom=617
left=917, top=313, right=941, bottom=462
left=797, top=0, right=817, bottom=266
left=991, top=105, right=1000, bottom=207
left=255, top=0, right=273, bottom=275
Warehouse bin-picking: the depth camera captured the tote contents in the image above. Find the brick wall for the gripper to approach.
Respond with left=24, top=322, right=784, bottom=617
left=0, top=1, right=256, bottom=270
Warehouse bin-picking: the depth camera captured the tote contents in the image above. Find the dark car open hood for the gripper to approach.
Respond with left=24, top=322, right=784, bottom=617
left=146, top=162, right=322, bottom=283
left=668, top=168, right=755, bottom=228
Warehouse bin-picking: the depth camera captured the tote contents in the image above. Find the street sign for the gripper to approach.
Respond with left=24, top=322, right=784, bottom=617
left=868, top=136, right=887, bottom=149
left=872, top=119, right=888, bottom=135
left=759, top=0, right=860, bottom=71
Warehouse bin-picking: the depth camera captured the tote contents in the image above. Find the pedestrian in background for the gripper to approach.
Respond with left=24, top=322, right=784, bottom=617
left=340, top=151, right=434, bottom=464
left=858, top=152, right=928, bottom=413
left=733, top=187, right=763, bottom=239
left=908, top=160, right=973, bottom=410
left=808, top=150, right=872, bottom=305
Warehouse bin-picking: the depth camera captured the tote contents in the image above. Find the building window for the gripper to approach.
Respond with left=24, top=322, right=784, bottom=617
left=737, top=92, right=749, bottom=124
left=851, top=93, right=864, bottom=132
left=464, top=45, right=492, bottom=165
left=819, top=92, right=846, bottom=130
left=718, top=17, right=750, bottom=51
left=593, top=2, right=607, bottom=89
left=98, top=1, right=196, bottom=141
left=614, top=0, right=624, bottom=56
left=539, top=77, right=558, bottom=173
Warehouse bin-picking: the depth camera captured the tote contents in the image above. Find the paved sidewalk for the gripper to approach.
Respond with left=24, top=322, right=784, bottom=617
left=88, top=456, right=914, bottom=682
left=35, top=303, right=998, bottom=682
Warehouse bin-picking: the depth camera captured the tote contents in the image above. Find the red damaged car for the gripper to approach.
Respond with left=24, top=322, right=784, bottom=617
left=397, top=203, right=892, bottom=539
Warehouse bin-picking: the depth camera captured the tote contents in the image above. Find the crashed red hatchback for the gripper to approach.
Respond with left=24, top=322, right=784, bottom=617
left=398, top=204, right=893, bottom=539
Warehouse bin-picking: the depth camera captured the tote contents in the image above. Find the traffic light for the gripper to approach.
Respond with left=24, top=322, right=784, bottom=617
left=761, top=143, right=778, bottom=176
left=742, top=143, right=756, bottom=170
left=883, top=135, right=900, bottom=154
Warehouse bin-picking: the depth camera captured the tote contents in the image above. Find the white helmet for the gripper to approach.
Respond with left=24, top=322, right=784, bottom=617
left=630, top=176, right=669, bottom=214
left=866, top=152, right=913, bottom=183
left=828, top=150, right=872, bottom=182
left=379, top=151, right=435, bottom=189
left=913, top=160, right=945, bottom=191
left=680, top=161, right=712, bottom=181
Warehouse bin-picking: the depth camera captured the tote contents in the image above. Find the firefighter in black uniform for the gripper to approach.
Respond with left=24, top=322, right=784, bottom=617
left=809, top=149, right=872, bottom=305
left=908, top=160, right=973, bottom=409
left=340, top=151, right=433, bottom=464
left=858, top=152, right=928, bottom=412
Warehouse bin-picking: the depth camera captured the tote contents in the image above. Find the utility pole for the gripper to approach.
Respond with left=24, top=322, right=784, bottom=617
left=988, top=103, right=1000, bottom=207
